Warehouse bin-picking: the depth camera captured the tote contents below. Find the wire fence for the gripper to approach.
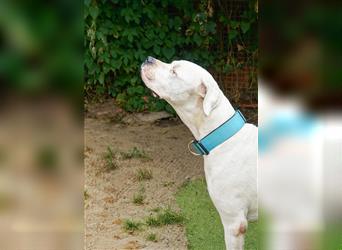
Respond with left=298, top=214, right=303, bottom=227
left=211, top=0, right=257, bottom=123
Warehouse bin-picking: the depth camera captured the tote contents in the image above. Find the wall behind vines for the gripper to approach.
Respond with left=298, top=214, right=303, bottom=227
left=84, top=0, right=257, bottom=113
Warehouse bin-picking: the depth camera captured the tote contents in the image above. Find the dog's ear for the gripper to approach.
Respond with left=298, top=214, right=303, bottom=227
left=201, top=75, right=221, bottom=116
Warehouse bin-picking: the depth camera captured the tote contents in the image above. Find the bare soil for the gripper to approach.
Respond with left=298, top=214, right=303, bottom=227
left=85, top=100, right=203, bottom=250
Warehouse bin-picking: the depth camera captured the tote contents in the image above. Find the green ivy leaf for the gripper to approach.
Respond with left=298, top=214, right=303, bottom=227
left=142, top=39, right=153, bottom=49
left=206, top=22, right=216, bottom=33
left=144, top=8, right=155, bottom=20
left=228, top=30, right=238, bottom=40
left=161, top=0, right=168, bottom=8
left=230, top=20, right=239, bottom=29
left=136, top=85, right=144, bottom=94
left=89, top=6, right=99, bottom=19
left=130, top=76, right=138, bottom=85
left=111, top=59, right=122, bottom=70
left=153, top=45, right=160, bottom=55
left=241, top=22, right=251, bottom=34
left=219, top=16, right=228, bottom=24
left=162, top=47, right=175, bottom=60
left=116, top=93, right=127, bottom=104
left=84, top=0, right=91, bottom=7
left=159, top=32, right=166, bottom=39
left=193, top=33, right=202, bottom=46
left=127, top=87, right=135, bottom=95
left=99, top=72, right=104, bottom=84
left=96, top=85, right=105, bottom=95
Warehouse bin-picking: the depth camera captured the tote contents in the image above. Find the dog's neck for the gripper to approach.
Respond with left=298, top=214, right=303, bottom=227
left=172, top=92, right=235, bottom=140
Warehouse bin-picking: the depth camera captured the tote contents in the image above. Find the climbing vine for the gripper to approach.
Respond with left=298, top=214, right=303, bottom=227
left=84, top=0, right=257, bottom=112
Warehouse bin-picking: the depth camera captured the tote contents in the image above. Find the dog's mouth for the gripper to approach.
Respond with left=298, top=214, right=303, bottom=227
left=141, top=67, right=162, bottom=99
left=151, top=90, right=161, bottom=99
left=141, top=66, right=154, bottom=81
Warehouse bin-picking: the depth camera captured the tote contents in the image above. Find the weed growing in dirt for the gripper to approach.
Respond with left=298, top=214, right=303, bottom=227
left=162, top=181, right=175, bottom=187
left=133, top=184, right=145, bottom=205
left=139, top=184, right=145, bottom=193
left=136, top=168, right=153, bottom=181
left=84, top=190, right=90, bottom=200
left=145, top=216, right=160, bottom=227
left=123, top=219, right=142, bottom=233
left=120, top=147, right=150, bottom=160
left=146, top=208, right=184, bottom=227
left=150, top=207, right=161, bottom=213
left=158, top=209, right=184, bottom=225
left=146, top=233, right=157, bottom=242
left=132, top=193, right=144, bottom=205
left=103, top=146, right=118, bottom=170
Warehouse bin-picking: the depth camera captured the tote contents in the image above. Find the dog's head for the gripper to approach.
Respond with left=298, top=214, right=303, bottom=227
left=140, top=57, right=221, bottom=116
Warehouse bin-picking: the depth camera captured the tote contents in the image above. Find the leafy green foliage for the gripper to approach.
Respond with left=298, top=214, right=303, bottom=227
left=84, top=0, right=257, bottom=112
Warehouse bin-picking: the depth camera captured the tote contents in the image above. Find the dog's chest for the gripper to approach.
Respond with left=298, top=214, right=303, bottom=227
left=202, top=125, right=257, bottom=208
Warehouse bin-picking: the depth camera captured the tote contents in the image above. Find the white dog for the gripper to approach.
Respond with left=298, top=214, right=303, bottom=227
left=141, top=57, right=257, bottom=250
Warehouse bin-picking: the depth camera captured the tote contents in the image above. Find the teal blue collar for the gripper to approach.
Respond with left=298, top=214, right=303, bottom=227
left=188, top=110, right=246, bottom=156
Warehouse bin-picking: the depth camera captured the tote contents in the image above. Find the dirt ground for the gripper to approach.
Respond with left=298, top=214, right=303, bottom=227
left=85, top=100, right=203, bottom=250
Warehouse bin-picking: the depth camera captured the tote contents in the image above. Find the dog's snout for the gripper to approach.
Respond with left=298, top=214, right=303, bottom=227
left=145, top=56, right=155, bottom=64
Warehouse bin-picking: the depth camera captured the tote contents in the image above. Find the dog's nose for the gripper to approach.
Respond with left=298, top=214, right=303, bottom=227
left=144, top=56, right=155, bottom=64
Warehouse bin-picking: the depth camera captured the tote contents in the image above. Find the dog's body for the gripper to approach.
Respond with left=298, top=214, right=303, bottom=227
left=141, top=57, right=257, bottom=250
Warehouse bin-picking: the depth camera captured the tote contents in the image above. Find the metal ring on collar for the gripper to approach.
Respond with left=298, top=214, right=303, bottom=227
left=187, top=140, right=201, bottom=156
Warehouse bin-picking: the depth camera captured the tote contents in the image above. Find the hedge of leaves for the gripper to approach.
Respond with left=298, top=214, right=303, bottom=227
left=84, top=0, right=257, bottom=112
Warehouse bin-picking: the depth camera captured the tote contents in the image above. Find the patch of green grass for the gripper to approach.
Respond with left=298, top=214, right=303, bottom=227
left=103, top=146, right=118, bottom=170
left=322, top=224, right=342, bottom=250
left=146, top=208, right=184, bottom=227
left=132, top=193, right=145, bottom=205
left=176, top=178, right=258, bottom=250
left=120, top=147, right=150, bottom=160
left=123, top=219, right=142, bottom=233
left=146, top=233, right=157, bottom=242
left=135, top=168, right=153, bottom=181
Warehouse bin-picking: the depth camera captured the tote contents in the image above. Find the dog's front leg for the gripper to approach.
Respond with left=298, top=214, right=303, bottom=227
left=222, top=215, right=247, bottom=250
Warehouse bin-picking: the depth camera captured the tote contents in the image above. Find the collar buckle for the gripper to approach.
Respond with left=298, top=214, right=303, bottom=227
left=187, top=140, right=202, bottom=156
left=187, top=140, right=209, bottom=156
